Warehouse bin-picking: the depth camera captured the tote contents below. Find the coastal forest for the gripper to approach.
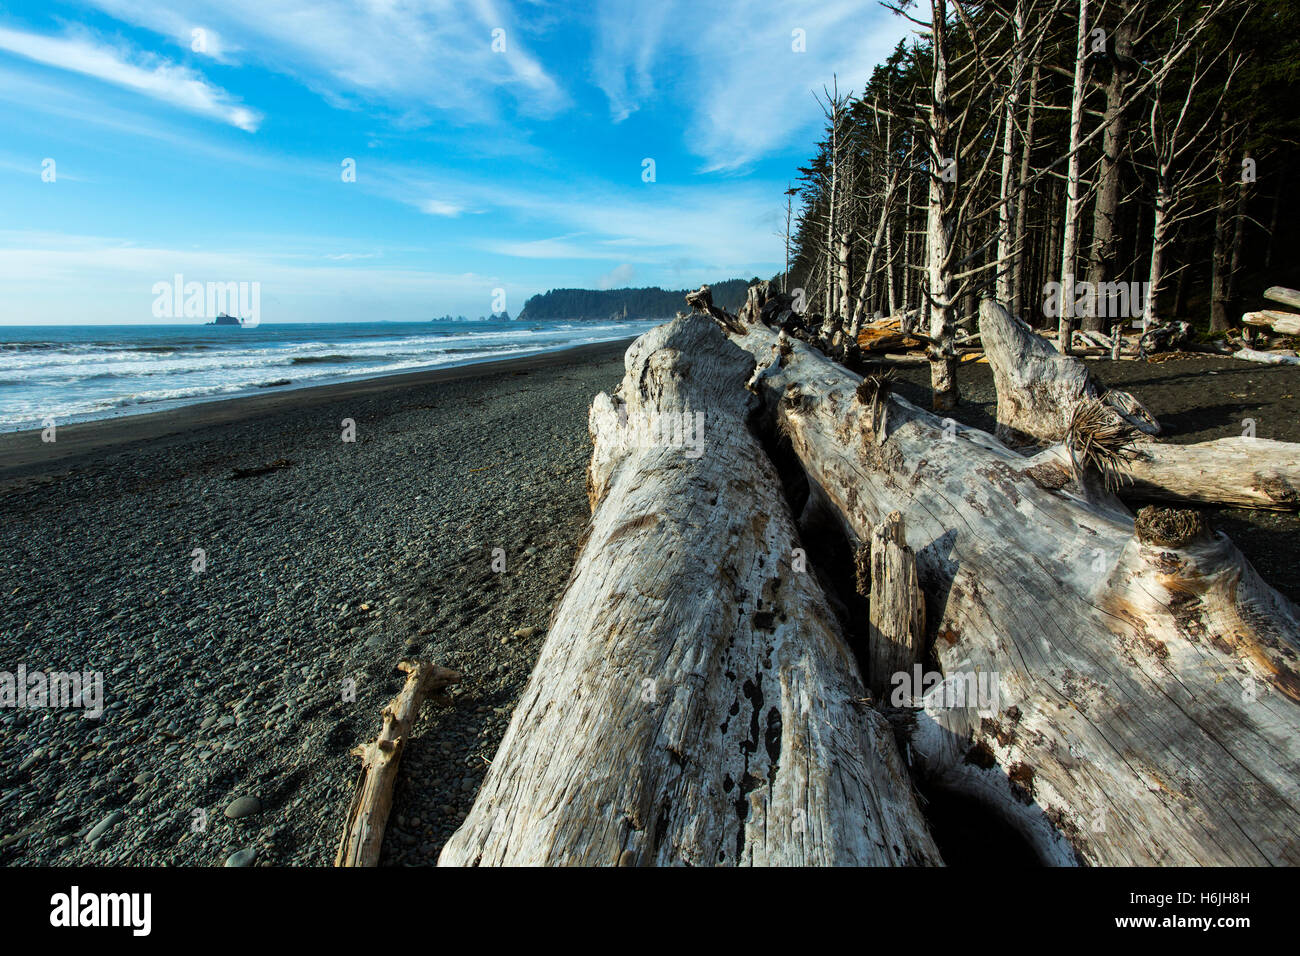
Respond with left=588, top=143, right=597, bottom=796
left=778, top=0, right=1300, bottom=408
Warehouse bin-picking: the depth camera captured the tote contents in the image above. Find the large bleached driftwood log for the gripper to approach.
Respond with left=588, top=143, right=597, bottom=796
left=439, top=316, right=941, bottom=867
left=977, top=300, right=1159, bottom=446
left=980, top=300, right=1300, bottom=510
left=731, top=320, right=1300, bottom=865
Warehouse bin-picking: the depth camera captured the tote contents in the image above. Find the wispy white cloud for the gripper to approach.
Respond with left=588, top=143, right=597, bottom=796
left=74, top=1, right=241, bottom=62
left=360, top=159, right=785, bottom=273
left=590, top=0, right=912, bottom=169
left=596, top=263, right=636, bottom=289
left=418, top=199, right=465, bottom=217
left=81, top=0, right=567, bottom=122
left=0, top=26, right=260, bottom=130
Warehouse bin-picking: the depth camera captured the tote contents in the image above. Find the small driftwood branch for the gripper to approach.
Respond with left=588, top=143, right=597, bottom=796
left=336, top=660, right=460, bottom=867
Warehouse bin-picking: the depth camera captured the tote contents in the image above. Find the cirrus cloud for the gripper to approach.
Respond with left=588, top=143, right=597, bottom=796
left=0, top=25, right=260, bottom=130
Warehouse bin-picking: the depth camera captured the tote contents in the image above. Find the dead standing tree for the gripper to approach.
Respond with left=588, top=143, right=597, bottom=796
left=1138, top=46, right=1243, bottom=328
left=887, top=0, right=1016, bottom=408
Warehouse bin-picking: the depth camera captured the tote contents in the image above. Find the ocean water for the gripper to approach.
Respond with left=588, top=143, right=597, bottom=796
left=0, top=318, right=659, bottom=430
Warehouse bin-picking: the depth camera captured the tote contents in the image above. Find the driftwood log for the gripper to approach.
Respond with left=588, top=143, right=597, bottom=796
left=1242, top=309, right=1300, bottom=336
left=977, top=300, right=1159, bottom=446
left=980, top=300, right=1300, bottom=510
left=336, top=661, right=460, bottom=866
left=1264, top=286, right=1300, bottom=311
left=729, top=318, right=1300, bottom=865
left=1233, top=347, right=1300, bottom=366
left=439, top=316, right=941, bottom=866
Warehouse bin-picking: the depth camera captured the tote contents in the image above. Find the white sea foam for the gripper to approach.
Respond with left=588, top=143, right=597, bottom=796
left=0, top=319, right=657, bottom=428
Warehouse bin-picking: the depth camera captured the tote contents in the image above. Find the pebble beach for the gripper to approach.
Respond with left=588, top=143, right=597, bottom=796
left=0, top=340, right=630, bottom=866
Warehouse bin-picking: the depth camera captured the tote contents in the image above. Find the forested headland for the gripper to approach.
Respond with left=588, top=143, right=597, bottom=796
left=517, top=279, right=752, bottom=321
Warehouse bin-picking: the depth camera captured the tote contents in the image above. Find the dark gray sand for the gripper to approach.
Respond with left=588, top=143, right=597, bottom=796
left=1, top=342, right=1296, bottom=866
left=0, top=341, right=632, bottom=866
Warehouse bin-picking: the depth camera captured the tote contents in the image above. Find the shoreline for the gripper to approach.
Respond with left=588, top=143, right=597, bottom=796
left=0, top=335, right=635, bottom=865
left=0, top=338, right=636, bottom=482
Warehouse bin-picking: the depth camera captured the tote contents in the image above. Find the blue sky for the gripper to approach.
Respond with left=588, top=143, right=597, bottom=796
left=0, top=1, right=913, bottom=324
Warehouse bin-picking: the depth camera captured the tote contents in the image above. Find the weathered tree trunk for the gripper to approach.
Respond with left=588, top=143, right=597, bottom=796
left=926, top=0, right=959, bottom=409
left=1210, top=115, right=1235, bottom=332
left=439, top=316, right=941, bottom=867
left=980, top=300, right=1300, bottom=509
left=337, top=661, right=460, bottom=867
left=730, top=320, right=1300, bottom=866
left=1143, top=193, right=1169, bottom=328
left=1012, top=63, right=1040, bottom=320
left=1083, top=10, right=1135, bottom=330
left=1057, top=0, right=1089, bottom=354
left=995, top=0, right=1024, bottom=306
left=1227, top=143, right=1251, bottom=303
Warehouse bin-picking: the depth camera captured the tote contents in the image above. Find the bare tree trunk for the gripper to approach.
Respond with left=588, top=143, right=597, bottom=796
left=927, top=0, right=959, bottom=409
left=1012, top=63, right=1038, bottom=318
left=1264, top=163, right=1282, bottom=270
left=826, top=94, right=840, bottom=321
left=1058, top=0, right=1089, bottom=354
left=1210, top=115, right=1235, bottom=331
left=838, top=228, right=853, bottom=328
left=1227, top=144, right=1251, bottom=303
left=997, top=0, right=1026, bottom=306
left=1083, top=11, right=1135, bottom=330
left=903, top=158, right=915, bottom=311
left=1143, top=198, right=1167, bottom=328
left=886, top=213, right=898, bottom=315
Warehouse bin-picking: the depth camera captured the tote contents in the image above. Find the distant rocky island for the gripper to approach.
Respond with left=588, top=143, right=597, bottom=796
left=432, top=311, right=510, bottom=322
left=209, top=314, right=242, bottom=326
left=517, top=280, right=752, bottom=322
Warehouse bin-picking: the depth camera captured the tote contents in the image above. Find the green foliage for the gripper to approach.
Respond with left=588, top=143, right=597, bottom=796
left=517, top=280, right=751, bottom=321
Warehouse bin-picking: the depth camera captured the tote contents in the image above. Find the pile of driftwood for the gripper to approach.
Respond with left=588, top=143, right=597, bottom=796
left=1236, top=286, right=1300, bottom=365
left=712, top=280, right=1300, bottom=368
left=433, top=282, right=1300, bottom=866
